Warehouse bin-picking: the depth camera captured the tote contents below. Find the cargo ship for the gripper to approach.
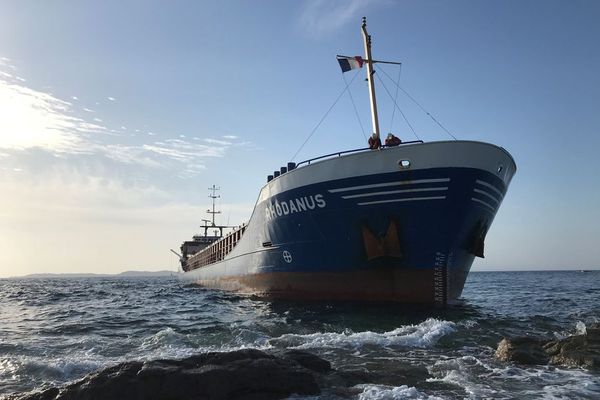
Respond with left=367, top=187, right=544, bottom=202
left=175, top=19, right=516, bottom=304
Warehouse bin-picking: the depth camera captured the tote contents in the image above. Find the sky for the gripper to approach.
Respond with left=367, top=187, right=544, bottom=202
left=1, top=0, right=599, bottom=277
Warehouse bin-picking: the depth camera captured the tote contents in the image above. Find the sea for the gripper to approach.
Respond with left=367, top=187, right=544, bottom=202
left=0, top=271, right=599, bottom=399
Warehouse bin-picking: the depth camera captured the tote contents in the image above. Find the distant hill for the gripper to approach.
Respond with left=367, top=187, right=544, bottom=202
left=16, top=270, right=176, bottom=279
left=18, top=273, right=107, bottom=279
left=117, top=270, right=175, bottom=277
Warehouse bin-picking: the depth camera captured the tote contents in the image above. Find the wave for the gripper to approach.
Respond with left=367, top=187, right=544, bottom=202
left=271, top=318, right=456, bottom=350
left=140, top=327, right=188, bottom=349
left=0, top=353, right=106, bottom=396
left=427, top=355, right=499, bottom=398
left=136, top=327, right=201, bottom=360
left=355, top=384, right=444, bottom=400
left=136, top=326, right=273, bottom=360
left=427, top=354, right=600, bottom=399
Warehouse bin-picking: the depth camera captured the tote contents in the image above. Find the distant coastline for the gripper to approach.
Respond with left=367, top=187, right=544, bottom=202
left=471, top=268, right=598, bottom=273
left=7, top=269, right=598, bottom=280
left=11, top=270, right=176, bottom=279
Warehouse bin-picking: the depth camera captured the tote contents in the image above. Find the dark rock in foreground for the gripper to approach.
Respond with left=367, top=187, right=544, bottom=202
left=15, top=349, right=328, bottom=400
left=495, top=323, right=600, bottom=368
left=495, top=336, right=550, bottom=365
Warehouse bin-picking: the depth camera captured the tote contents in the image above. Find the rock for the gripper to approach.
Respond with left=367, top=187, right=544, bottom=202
left=544, top=324, right=600, bottom=368
left=14, top=349, right=322, bottom=400
left=495, top=337, right=549, bottom=364
left=25, top=388, right=59, bottom=400
left=496, top=323, right=600, bottom=369
left=274, top=349, right=331, bottom=373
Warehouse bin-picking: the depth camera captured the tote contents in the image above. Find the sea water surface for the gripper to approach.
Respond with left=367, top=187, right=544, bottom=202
left=1, top=271, right=599, bottom=399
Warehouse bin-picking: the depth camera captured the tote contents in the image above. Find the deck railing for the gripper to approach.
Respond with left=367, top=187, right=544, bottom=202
left=188, top=224, right=247, bottom=271
left=295, top=140, right=423, bottom=168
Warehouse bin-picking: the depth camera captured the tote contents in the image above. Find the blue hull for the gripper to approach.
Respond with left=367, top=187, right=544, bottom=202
left=181, top=142, right=515, bottom=304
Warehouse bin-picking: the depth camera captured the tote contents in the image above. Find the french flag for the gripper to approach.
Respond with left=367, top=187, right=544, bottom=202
left=337, top=56, right=364, bottom=73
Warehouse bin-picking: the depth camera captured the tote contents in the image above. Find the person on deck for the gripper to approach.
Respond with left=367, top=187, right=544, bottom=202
left=385, top=133, right=401, bottom=147
left=368, top=133, right=381, bottom=150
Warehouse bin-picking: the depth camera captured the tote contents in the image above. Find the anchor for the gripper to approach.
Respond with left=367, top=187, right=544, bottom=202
left=361, top=219, right=403, bottom=261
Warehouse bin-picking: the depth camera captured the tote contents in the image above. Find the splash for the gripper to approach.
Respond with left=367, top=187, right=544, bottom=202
left=428, top=355, right=600, bottom=399
left=575, top=321, right=587, bottom=335
left=427, top=356, right=498, bottom=398
left=356, top=384, right=444, bottom=400
left=272, top=318, right=456, bottom=350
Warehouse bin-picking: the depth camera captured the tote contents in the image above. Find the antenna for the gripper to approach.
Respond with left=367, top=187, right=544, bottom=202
left=207, top=185, right=221, bottom=226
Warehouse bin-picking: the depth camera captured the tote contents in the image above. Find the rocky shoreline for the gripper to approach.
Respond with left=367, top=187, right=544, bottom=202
left=9, top=349, right=376, bottom=400
left=9, top=324, right=599, bottom=400
left=495, top=323, right=600, bottom=368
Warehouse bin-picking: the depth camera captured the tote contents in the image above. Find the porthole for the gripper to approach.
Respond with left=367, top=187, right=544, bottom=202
left=398, top=159, right=411, bottom=169
left=497, top=165, right=503, bottom=173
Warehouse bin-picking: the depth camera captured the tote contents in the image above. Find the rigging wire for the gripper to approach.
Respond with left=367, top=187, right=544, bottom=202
left=388, top=64, right=402, bottom=134
left=290, top=70, right=361, bottom=162
left=378, top=65, right=458, bottom=141
left=342, top=73, right=367, bottom=141
left=375, top=73, right=420, bottom=141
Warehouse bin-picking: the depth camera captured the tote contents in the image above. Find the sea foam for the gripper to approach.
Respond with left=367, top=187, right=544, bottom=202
left=356, top=384, right=444, bottom=400
left=271, top=318, right=456, bottom=350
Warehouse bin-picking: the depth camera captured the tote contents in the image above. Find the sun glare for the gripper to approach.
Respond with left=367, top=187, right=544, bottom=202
left=0, top=78, right=84, bottom=152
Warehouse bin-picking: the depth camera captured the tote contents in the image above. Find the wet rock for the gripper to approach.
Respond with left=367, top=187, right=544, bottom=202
left=544, top=324, right=600, bottom=368
left=496, top=323, right=600, bottom=369
left=14, top=349, right=322, bottom=400
left=273, top=349, right=331, bottom=373
left=24, top=388, right=59, bottom=400
left=495, top=337, right=550, bottom=364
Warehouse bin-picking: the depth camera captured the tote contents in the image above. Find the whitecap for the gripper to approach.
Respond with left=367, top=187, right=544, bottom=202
left=1, top=353, right=107, bottom=388
left=140, top=327, right=189, bottom=350
left=133, top=327, right=205, bottom=360
left=427, top=356, right=499, bottom=398
left=355, top=384, right=444, bottom=400
left=271, top=318, right=456, bottom=350
left=428, top=355, right=600, bottom=399
left=575, top=320, right=587, bottom=335
left=553, top=320, right=591, bottom=340
left=536, top=378, right=600, bottom=399
left=136, top=327, right=273, bottom=360
left=459, top=319, right=478, bottom=329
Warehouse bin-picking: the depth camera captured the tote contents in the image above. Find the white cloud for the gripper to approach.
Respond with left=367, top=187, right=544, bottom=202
left=204, top=138, right=231, bottom=146
left=0, top=78, right=107, bottom=154
left=180, top=163, right=206, bottom=178
left=0, top=61, right=247, bottom=179
left=101, top=144, right=163, bottom=168
left=297, top=0, right=385, bottom=37
left=143, top=138, right=225, bottom=164
left=107, top=96, right=116, bottom=101
left=223, top=135, right=238, bottom=140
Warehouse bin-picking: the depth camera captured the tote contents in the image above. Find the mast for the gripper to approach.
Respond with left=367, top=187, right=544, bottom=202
left=361, top=17, right=380, bottom=138
left=207, top=185, right=221, bottom=227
